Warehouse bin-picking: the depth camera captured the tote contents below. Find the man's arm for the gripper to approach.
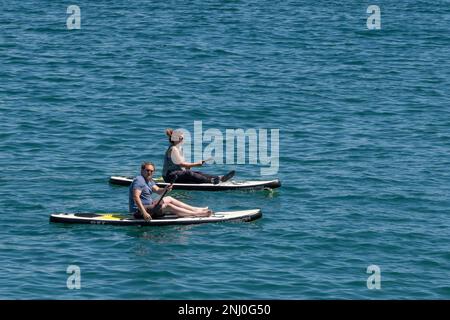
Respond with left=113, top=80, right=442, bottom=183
left=133, top=188, right=152, bottom=220
left=152, top=184, right=172, bottom=195
left=152, top=184, right=163, bottom=194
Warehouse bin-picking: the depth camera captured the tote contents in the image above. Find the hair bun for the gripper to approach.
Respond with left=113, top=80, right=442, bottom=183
left=165, top=128, right=173, bottom=137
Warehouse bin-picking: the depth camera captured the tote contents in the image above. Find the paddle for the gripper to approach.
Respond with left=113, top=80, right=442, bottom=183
left=201, top=157, right=214, bottom=164
left=152, top=176, right=177, bottom=211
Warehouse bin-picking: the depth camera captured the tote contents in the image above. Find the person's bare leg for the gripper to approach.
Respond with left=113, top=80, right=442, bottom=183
left=163, top=203, right=211, bottom=217
left=163, top=196, right=208, bottom=212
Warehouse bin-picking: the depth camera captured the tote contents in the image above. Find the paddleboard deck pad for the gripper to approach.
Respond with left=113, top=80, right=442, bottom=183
left=50, top=209, right=262, bottom=226
left=109, top=176, right=281, bottom=191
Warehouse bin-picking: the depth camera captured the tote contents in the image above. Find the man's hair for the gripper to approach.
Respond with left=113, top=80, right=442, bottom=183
left=141, top=162, right=155, bottom=170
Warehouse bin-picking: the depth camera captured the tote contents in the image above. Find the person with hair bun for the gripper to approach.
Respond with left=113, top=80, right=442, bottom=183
left=162, top=128, right=235, bottom=184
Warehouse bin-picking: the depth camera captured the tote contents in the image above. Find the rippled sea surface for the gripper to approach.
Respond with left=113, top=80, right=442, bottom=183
left=1, top=1, right=450, bottom=299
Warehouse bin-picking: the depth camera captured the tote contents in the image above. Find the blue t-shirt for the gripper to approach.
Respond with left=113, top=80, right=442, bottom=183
left=129, top=175, right=156, bottom=212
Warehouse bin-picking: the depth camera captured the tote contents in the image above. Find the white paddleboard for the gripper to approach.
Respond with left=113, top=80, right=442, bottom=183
left=50, top=209, right=262, bottom=226
left=109, top=176, right=281, bottom=191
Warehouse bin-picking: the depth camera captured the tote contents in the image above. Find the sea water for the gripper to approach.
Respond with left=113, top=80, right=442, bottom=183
left=1, top=1, right=450, bottom=299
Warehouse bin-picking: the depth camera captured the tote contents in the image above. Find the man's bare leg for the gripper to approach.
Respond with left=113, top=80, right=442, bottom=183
left=163, top=196, right=209, bottom=213
left=163, top=203, right=211, bottom=217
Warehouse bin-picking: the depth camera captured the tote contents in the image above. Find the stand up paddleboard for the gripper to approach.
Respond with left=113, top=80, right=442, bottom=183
left=109, top=176, right=281, bottom=191
left=49, top=209, right=262, bottom=226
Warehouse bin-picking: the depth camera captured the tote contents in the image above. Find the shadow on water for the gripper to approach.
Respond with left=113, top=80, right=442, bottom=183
left=124, top=224, right=198, bottom=243
left=47, top=219, right=202, bottom=253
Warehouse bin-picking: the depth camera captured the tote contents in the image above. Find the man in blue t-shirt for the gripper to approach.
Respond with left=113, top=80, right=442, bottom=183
left=129, top=162, right=213, bottom=220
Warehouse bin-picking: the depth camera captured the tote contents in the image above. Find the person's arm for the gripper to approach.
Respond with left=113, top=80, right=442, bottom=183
left=183, top=160, right=204, bottom=168
left=133, top=188, right=152, bottom=220
left=152, top=183, right=173, bottom=195
left=172, top=147, right=203, bottom=169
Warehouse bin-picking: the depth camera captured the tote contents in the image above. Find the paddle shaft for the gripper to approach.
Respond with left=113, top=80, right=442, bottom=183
left=154, top=177, right=177, bottom=208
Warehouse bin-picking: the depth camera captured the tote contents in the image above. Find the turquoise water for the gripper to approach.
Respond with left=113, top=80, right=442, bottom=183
left=1, top=1, right=450, bottom=299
